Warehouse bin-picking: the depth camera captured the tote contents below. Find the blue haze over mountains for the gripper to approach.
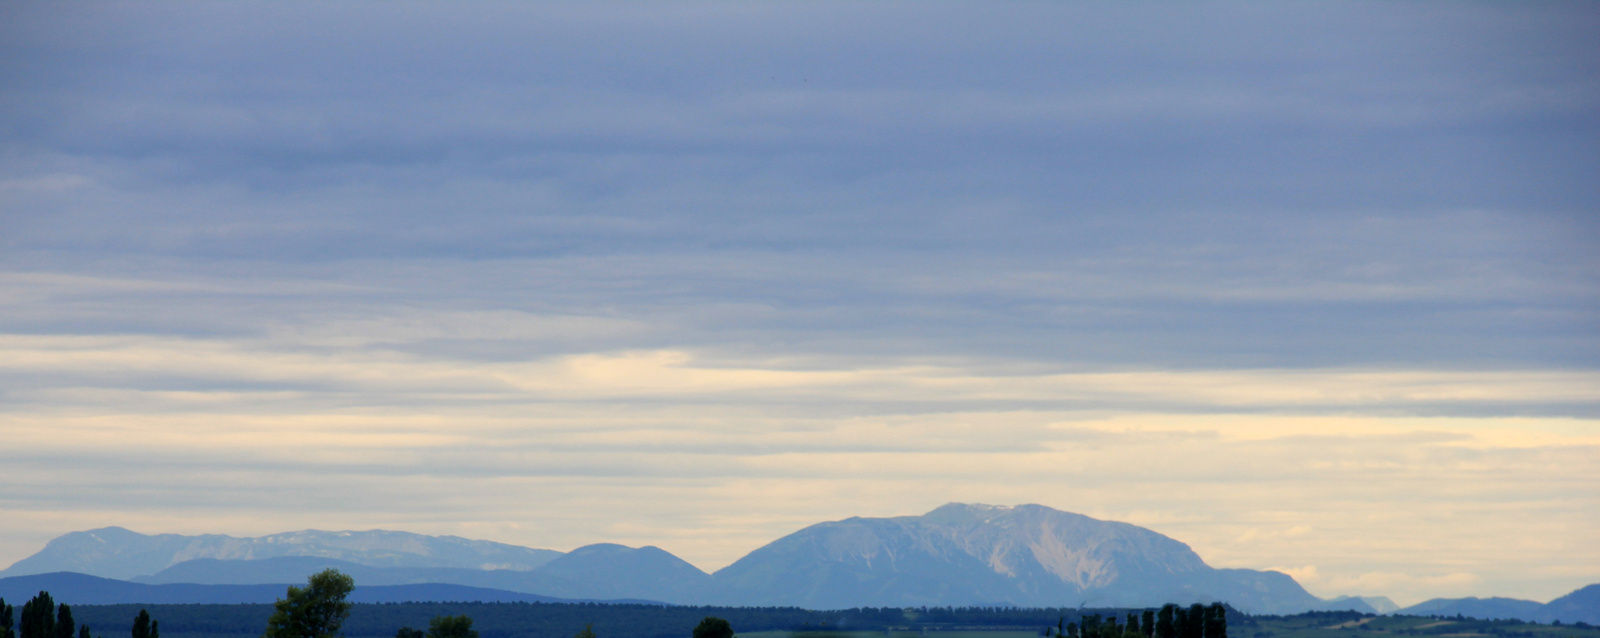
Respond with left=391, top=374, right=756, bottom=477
left=3, top=504, right=1595, bottom=622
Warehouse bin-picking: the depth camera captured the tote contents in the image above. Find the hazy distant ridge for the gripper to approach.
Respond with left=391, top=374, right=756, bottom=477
left=7, top=504, right=1591, bottom=618
left=0, top=571, right=586, bottom=605
left=1395, top=585, right=1600, bottom=624
left=0, top=527, right=562, bottom=580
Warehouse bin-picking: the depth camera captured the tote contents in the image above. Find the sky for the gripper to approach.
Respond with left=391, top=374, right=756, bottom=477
left=1, top=1, right=1597, bottom=608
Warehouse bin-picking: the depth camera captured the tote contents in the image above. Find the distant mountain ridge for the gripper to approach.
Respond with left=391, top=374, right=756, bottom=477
left=6, top=503, right=1592, bottom=619
left=0, top=571, right=617, bottom=605
left=0, top=527, right=561, bottom=580
left=1395, top=585, right=1600, bottom=624
left=127, top=547, right=710, bottom=605
left=709, top=503, right=1318, bottom=613
left=1307, top=596, right=1399, bottom=614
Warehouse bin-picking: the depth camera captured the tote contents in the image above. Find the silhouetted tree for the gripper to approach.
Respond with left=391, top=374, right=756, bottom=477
left=54, top=605, right=73, bottom=638
left=692, top=618, right=732, bottom=638
left=1157, top=606, right=1176, bottom=638
left=131, top=611, right=151, bottom=638
left=1126, top=613, right=1141, bottom=638
left=395, top=627, right=423, bottom=638
left=19, top=592, right=53, bottom=638
left=262, top=569, right=355, bottom=638
left=1067, top=622, right=1078, bottom=638
left=1185, top=605, right=1204, bottom=638
left=426, top=617, right=476, bottom=638
left=1, top=598, right=14, bottom=638
left=77, top=627, right=89, bottom=638
left=1090, top=615, right=1105, bottom=638
left=1204, top=604, right=1226, bottom=638
left=1143, top=611, right=1155, bottom=638
left=572, top=625, right=596, bottom=638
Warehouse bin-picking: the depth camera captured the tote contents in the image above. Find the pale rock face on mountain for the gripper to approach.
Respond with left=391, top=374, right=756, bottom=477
left=711, top=503, right=1320, bottom=613
left=0, top=527, right=562, bottom=580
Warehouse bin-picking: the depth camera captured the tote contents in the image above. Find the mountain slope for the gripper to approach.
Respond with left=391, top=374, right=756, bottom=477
left=0, top=572, right=628, bottom=605
left=0, top=527, right=562, bottom=580
left=132, top=546, right=711, bottom=604
left=1398, top=596, right=1550, bottom=622
left=1394, top=585, right=1600, bottom=624
left=133, top=556, right=537, bottom=588
left=710, top=503, right=1318, bottom=613
left=1544, top=584, right=1600, bottom=624
left=523, top=543, right=712, bottom=604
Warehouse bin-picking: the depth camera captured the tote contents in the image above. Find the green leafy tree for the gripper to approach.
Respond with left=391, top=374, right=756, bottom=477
left=262, top=569, right=356, bottom=638
left=19, top=592, right=53, bottom=638
left=395, top=628, right=423, bottom=638
left=426, top=617, right=476, bottom=638
left=131, top=611, right=151, bottom=638
left=1, top=598, right=14, bottom=638
left=572, top=625, right=596, bottom=638
left=1125, top=613, right=1141, bottom=638
left=692, top=617, right=733, bottom=638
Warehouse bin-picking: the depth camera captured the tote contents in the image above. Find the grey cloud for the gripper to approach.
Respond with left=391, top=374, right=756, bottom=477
left=1, top=0, right=1597, bottom=601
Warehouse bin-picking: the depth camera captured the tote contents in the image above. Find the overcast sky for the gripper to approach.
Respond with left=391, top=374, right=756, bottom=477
left=1, top=1, right=1597, bottom=607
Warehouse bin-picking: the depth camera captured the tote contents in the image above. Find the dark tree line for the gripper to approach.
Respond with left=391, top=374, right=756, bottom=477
left=1054, top=604, right=1226, bottom=638
left=0, top=594, right=157, bottom=638
left=68, top=597, right=1236, bottom=638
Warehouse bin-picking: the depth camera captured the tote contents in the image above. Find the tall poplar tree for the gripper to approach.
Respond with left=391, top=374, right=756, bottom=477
left=53, top=606, right=72, bottom=638
left=1082, top=614, right=1100, bottom=638
left=1156, top=605, right=1176, bottom=638
left=1, top=598, right=14, bottom=638
left=131, top=610, right=151, bottom=638
left=1204, top=604, right=1226, bottom=638
left=19, top=592, right=53, bottom=638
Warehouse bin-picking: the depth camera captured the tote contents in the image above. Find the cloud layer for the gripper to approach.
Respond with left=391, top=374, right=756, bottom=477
left=1, top=1, right=1597, bottom=607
